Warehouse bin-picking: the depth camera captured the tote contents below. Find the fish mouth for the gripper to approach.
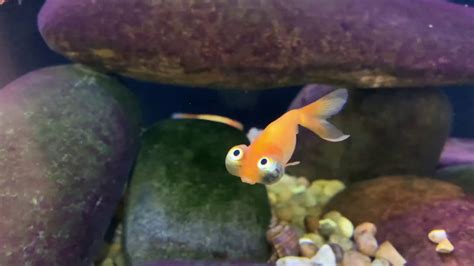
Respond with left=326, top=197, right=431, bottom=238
left=240, top=176, right=256, bottom=185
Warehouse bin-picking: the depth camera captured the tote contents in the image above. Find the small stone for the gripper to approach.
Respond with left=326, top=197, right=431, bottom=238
left=268, top=192, right=278, bottom=205
left=375, top=241, right=407, bottom=265
left=329, top=234, right=354, bottom=251
left=311, top=244, right=336, bottom=266
left=336, top=216, right=354, bottom=238
left=306, top=206, right=322, bottom=218
left=323, top=211, right=342, bottom=221
left=436, top=239, right=454, bottom=254
left=276, top=256, right=314, bottom=266
left=428, top=229, right=448, bottom=244
left=299, top=238, right=318, bottom=258
left=267, top=223, right=300, bottom=258
left=275, top=204, right=294, bottom=222
left=356, top=232, right=378, bottom=257
left=354, top=222, right=377, bottom=240
left=342, top=251, right=371, bottom=266
left=303, top=191, right=318, bottom=207
left=328, top=243, right=344, bottom=263
left=371, top=258, right=391, bottom=266
left=303, top=233, right=326, bottom=248
left=296, top=177, right=311, bottom=188
left=305, top=215, right=320, bottom=233
left=319, top=219, right=338, bottom=237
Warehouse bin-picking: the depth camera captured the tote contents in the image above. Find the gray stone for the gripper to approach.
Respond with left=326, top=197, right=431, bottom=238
left=124, top=119, right=271, bottom=265
left=0, top=64, right=140, bottom=266
left=287, top=84, right=452, bottom=182
left=38, top=0, right=474, bottom=89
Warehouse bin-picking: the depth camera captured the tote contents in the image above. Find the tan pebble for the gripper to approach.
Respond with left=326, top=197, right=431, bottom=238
left=354, top=222, right=377, bottom=240
left=342, top=251, right=371, bottom=266
left=278, top=189, right=294, bottom=203
left=436, top=239, right=454, bottom=254
left=319, top=218, right=338, bottom=237
left=304, top=215, right=320, bottom=233
left=356, top=232, right=378, bottom=257
left=328, top=243, right=345, bottom=263
left=329, top=234, right=354, bottom=251
left=336, top=216, right=354, bottom=238
left=323, top=180, right=345, bottom=197
left=303, top=191, right=317, bottom=207
left=375, top=241, right=407, bottom=265
left=268, top=192, right=278, bottom=205
left=303, top=233, right=326, bottom=248
left=371, top=258, right=391, bottom=266
left=428, top=229, right=448, bottom=244
left=276, top=256, right=314, bottom=266
left=299, top=238, right=318, bottom=258
left=296, top=177, right=310, bottom=187
left=323, top=211, right=342, bottom=221
left=306, top=206, right=322, bottom=217
left=275, top=204, right=294, bottom=222
left=291, top=215, right=306, bottom=231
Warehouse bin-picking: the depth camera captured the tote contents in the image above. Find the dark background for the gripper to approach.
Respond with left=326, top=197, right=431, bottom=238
left=1, top=0, right=473, bottom=136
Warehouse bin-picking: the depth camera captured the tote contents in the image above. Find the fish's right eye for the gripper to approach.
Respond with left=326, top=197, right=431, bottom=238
left=228, top=147, right=244, bottom=161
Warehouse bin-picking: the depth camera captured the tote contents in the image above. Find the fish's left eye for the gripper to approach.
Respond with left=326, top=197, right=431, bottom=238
left=258, top=157, right=271, bottom=170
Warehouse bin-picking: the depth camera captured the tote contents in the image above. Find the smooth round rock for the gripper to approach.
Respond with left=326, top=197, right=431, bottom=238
left=323, top=176, right=464, bottom=225
left=0, top=65, right=140, bottom=265
left=287, top=85, right=452, bottom=182
left=377, top=198, right=474, bottom=266
left=124, top=119, right=271, bottom=265
left=38, top=0, right=474, bottom=89
left=436, top=164, right=474, bottom=195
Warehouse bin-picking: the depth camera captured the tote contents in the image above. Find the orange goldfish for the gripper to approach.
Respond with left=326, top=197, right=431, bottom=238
left=225, top=89, right=350, bottom=185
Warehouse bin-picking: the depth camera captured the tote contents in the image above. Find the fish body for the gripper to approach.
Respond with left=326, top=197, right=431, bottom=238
left=225, top=89, right=350, bottom=185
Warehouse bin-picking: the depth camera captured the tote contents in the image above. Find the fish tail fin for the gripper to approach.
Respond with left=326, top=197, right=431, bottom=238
left=297, top=88, right=350, bottom=142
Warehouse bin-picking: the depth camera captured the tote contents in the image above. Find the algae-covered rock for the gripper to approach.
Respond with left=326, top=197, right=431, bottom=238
left=124, top=119, right=271, bottom=265
left=38, top=0, right=474, bottom=89
left=287, top=85, right=452, bottom=182
left=0, top=65, right=140, bottom=265
left=323, top=176, right=464, bottom=225
left=377, top=197, right=474, bottom=266
left=436, top=164, right=474, bottom=195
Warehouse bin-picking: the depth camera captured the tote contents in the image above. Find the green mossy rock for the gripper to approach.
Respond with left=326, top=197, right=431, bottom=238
left=124, top=120, right=271, bottom=265
left=436, top=164, right=474, bottom=195
left=0, top=64, right=140, bottom=265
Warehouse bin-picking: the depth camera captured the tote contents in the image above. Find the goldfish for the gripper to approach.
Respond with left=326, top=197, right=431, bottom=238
left=225, top=89, right=350, bottom=185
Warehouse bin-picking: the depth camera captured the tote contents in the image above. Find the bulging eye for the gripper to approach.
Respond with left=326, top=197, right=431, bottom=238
left=228, top=147, right=244, bottom=161
left=257, top=157, right=271, bottom=170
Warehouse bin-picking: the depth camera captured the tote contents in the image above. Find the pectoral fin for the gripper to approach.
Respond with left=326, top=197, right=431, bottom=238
left=286, top=161, right=301, bottom=167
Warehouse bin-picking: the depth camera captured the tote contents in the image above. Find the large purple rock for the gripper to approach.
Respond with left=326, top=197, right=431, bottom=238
left=438, top=138, right=474, bottom=168
left=38, top=0, right=474, bottom=90
left=287, top=84, right=452, bottom=182
left=377, top=197, right=474, bottom=266
left=0, top=65, right=140, bottom=265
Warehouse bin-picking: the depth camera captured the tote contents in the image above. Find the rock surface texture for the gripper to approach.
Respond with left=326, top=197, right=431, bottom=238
left=287, top=85, right=452, bottom=182
left=0, top=64, right=140, bottom=266
left=124, top=119, right=271, bottom=266
left=38, top=0, right=474, bottom=89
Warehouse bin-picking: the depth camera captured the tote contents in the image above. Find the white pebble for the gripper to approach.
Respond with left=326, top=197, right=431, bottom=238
left=375, top=241, right=407, bottom=266
left=311, top=244, right=337, bottom=266
left=428, top=229, right=448, bottom=244
left=436, top=239, right=454, bottom=254
left=371, top=258, right=391, bottom=266
left=276, top=256, right=314, bottom=266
